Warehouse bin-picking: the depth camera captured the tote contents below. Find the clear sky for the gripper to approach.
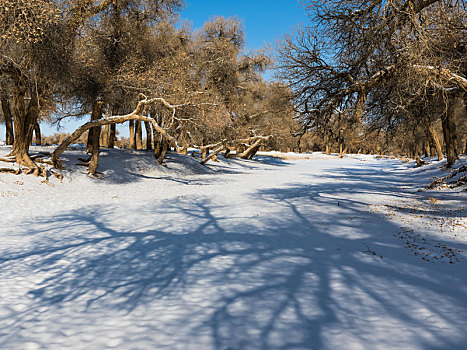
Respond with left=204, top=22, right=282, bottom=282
left=1, top=1, right=307, bottom=139
left=180, top=0, right=307, bottom=52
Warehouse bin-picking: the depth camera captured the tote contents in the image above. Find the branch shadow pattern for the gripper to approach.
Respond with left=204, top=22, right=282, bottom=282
left=1, top=162, right=466, bottom=349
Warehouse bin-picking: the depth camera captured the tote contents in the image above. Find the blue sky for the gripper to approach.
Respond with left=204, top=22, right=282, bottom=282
left=1, top=1, right=307, bottom=138
left=180, top=0, right=307, bottom=51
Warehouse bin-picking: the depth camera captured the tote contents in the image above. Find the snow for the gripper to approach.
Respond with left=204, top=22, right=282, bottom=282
left=1, top=146, right=466, bottom=349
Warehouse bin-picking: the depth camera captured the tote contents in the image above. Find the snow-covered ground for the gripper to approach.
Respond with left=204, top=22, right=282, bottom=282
left=1, top=146, right=466, bottom=350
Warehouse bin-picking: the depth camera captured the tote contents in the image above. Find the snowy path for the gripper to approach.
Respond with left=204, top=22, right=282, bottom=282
left=1, top=149, right=466, bottom=349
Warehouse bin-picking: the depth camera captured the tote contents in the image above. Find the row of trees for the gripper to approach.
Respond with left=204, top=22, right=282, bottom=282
left=1, top=0, right=465, bottom=177
left=277, top=0, right=466, bottom=166
left=0, top=0, right=296, bottom=176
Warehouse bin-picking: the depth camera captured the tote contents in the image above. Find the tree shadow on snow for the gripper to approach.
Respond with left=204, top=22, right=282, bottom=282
left=1, top=166, right=466, bottom=349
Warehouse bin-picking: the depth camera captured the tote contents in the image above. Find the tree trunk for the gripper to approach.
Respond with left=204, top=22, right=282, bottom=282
left=135, top=120, right=143, bottom=150
left=88, top=100, right=103, bottom=175
left=33, top=122, right=41, bottom=145
left=153, top=130, right=161, bottom=157
left=87, top=102, right=102, bottom=153
left=201, top=147, right=209, bottom=159
left=102, top=124, right=110, bottom=147
left=428, top=122, right=444, bottom=161
left=144, top=121, right=152, bottom=150
left=9, top=85, right=38, bottom=169
left=1, top=96, right=14, bottom=145
left=423, top=142, right=430, bottom=158
left=129, top=120, right=136, bottom=149
left=108, top=123, right=116, bottom=148
left=158, top=138, right=168, bottom=164
left=339, top=141, right=344, bottom=158
left=442, top=97, right=462, bottom=167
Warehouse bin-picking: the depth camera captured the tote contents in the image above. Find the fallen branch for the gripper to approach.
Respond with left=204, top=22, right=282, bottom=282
left=227, top=135, right=273, bottom=159
left=51, top=96, right=184, bottom=169
left=0, top=168, right=21, bottom=175
left=200, top=144, right=226, bottom=165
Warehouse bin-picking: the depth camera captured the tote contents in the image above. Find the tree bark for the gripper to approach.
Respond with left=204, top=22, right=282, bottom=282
left=428, top=122, right=443, bottom=161
left=135, top=120, right=143, bottom=150
left=442, top=97, right=462, bottom=167
left=108, top=123, right=116, bottom=148
left=87, top=101, right=102, bottom=152
left=158, top=138, right=168, bottom=164
left=9, top=85, right=38, bottom=169
left=129, top=120, right=136, bottom=149
left=33, top=122, right=41, bottom=145
left=144, top=121, right=152, bottom=150
left=88, top=100, right=103, bottom=175
left=102, top=124, right=110, bottom=147
left=423, top=142, right=430, bottom=158
left=1, top=96, right=14, bottom=145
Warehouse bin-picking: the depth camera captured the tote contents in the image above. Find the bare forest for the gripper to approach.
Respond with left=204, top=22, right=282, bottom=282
left=0, top=0, right=465, bottom=177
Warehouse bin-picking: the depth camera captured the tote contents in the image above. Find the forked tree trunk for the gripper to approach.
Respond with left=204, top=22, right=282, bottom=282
left=428, top=122, right=443, bottom=161
left=135, top=120, right=143, bottom=150
left=1, top=96, right=14, bottom=145
left=144, top=121, right=152, bottom=150
left=33, top=122, right=41, bottom=145
left=442, top=97, right=462, bottom=167
left=129, top=120, right=136, bottom=149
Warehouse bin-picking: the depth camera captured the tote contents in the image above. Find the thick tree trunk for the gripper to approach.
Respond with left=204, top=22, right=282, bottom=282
left=442, top=97, right=462, bottom=167
left=9, top=86, right=38, bottom=169
left=428, top=122, right=444, bottom=161
left=88, top=100, right=103, bottom=175
left=144, top=121, right=152, bottom=150
left=129, top=120, right=136, bottom=149
left=33, top=122, right=41, bottom=145
left=135, top=120, right=143, bottom=150
left=1, top=96, right=14, bottom=145
left=108, top=123, right=116, bottom=148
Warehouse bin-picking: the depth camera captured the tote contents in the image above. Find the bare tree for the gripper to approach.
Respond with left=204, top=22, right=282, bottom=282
left=277, top=0, right=466, bottom=165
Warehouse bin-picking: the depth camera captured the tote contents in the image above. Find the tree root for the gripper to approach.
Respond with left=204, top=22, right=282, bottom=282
left=0, top=168, right=21, bottom=175
left=0, top=154, right=63, bottom=180
left=0, top=157, right=17, bottom=163
left=426, top=166, right=467, bottom=189
left=415, top=156, right=427, bottom=167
